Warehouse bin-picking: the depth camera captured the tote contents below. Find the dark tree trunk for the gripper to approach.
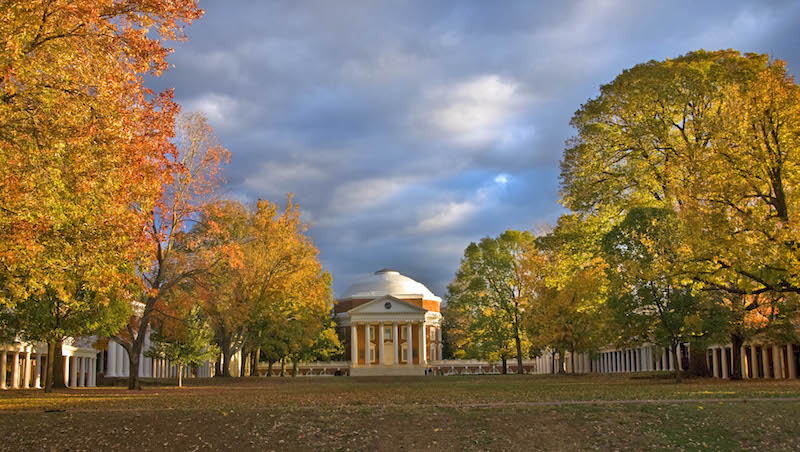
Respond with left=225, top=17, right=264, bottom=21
left=267, top=360, right=274, bottom=377
left=292, top=360, right=298, bottom=377
left=729, top=333, right=744, bottom=380
left=44, top=341, right=61, bottom=392
left=672, top=342, right=683, bottom=383
left=280, top=358, right=285, bottom=377
left=687, top=346, right=711, bottom=377
left=218, top=338, right=233, bottom=377
left=250, top=348, right=260, bottom=376
left=512, top=307, right=524, bottom=374
left=52, top=340, right=67, bottom=389
left=240, top=351, right=247, bottom=378
left=214, top=356, right=221, bottom=376
left=570, top=351, right=575, bottom=374
left=126, top=343, right=141, bottom=389
left=501, top=357, right=508, bottom=374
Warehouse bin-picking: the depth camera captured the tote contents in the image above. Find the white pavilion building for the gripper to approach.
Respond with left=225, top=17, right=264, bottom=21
left=334, top=269, right=444, bottom=376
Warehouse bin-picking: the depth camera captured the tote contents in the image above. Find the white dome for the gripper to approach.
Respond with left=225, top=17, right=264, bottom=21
left=341, top=269, right=441, bottom=302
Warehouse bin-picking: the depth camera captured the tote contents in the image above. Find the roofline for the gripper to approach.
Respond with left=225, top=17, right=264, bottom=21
left=346, top=295, right=428, bottom=314
left=336, top=294, right=442, bottom=303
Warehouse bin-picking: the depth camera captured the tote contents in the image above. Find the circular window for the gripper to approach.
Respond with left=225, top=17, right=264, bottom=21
left=384, top=302, right=392, bottom=309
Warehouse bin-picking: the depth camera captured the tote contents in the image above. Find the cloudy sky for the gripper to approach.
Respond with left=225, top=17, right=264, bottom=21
left=150, top=0, right=800, bottom=297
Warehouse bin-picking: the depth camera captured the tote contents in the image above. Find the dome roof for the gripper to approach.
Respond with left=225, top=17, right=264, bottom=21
left=341, top=269, right=441, bottom=302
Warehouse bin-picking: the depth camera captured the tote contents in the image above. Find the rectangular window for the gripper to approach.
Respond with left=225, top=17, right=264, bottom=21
left=400, top=328, right=407, bottom=340
left=402, top=346, right=408, bottom=361
left=369, top=325, right=376, bottom=339
left=384, top=326, right=392, bottom=340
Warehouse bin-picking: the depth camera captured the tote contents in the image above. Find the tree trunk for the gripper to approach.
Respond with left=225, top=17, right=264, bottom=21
left=570, top=351, right=575, bottom=374
left=292, top=360, right=298, bottom=377
left=687, top=346, right=710, bottom=377
left=44, top=341, right=59, bottom=392
left=672, top=342, right=683, bottom=383
left=267, top=360, right=273, bottom=377
left=52, top=339, right=67, bottom=389
left=250, top=347, right=260, bottom=376
left=280, top=358, right=285, bottom=377
left=178, top=363, right=183, bottom=388
left=513, top=309, right=524, bottom=374
left=125, top=343, right=141, bottom=389
left=240, top=351, right=247, bottom=378
left=501, top=357, right=508, bottom=374
left=729, top=333, right=744, bottom=380
left=219, top=338, right=233, bottom=377
left=214, top=355, right=221, bottom=376
left=557, top=353, right=565, bottom=374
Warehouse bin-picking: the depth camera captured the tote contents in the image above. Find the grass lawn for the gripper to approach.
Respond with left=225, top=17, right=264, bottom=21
left=1, top=374, right=799, bottom=451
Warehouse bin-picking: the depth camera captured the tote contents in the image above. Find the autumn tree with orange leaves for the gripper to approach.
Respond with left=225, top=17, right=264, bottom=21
left=115, top=111, right=229, bottom=389
left=178, top=196, right=334, bottom=377
left=0, top=1, right=203, bottom=391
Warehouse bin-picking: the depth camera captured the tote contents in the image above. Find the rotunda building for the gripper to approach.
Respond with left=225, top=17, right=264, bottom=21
left=335, top=269, right=443, bottom=376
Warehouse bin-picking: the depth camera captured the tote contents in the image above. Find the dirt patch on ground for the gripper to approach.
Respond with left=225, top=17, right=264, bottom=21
left=1, top=375, right=799, bottom=451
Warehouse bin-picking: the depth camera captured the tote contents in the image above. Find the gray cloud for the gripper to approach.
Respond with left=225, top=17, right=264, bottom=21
left=152, top=0, right=800, bottom=296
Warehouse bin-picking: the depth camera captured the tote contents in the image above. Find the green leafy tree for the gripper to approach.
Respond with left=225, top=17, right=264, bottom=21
left=560, top=49, right=800, bottom=378
left=2, top=282, right=129, bottom=391
left=601, top=207, right=725, bottom=381
left=146, top=306, right=219, bottom=387
left=445, top=230, right=535, bottom=373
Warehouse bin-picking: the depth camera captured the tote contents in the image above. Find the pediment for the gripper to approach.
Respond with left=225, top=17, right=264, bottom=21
left=347, top=295, right=427, bottom=314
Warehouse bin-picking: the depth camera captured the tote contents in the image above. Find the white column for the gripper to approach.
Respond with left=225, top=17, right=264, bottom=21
left=69, top=356, right=77, bottom=388
left=82, top=357, right=89, bottom=386
left=350, top=323, right=358, bottom=366
left=89, top=358, right=95, bottom=386
left=420, top=323, right=427, bottom=366
left=721, top=347, right=729, bottom=379
left=437, top=327, right=443, bottom=361
left=750, top=345, right=759, bottom=378
left=711, top=348, right=720, bottom=377
left=62, top=355, right=70, bottom=387
left=392, top=322, right=399, bottom=365
left=741, top=346, right=749, bottom=379
left=122, top=347, right=129, bottom=377
left=10, top=352, right=20, bottom=389
left=788, top=345, right=797, bottom=379
left=378, top=322, right=385, bottom=366
left=773, top=345, right=783, bottom=379
left=22, top=351, right=32, bottom=389
left=115, top=343, right=123, bottom=376
left=407, top=322, right=413, bottom=366
left=0, top=351, right=7, bottom=390
left=364, top=323, right=371, bottom=366
left=76, top=357, right=84, bottom=387
left=34, top=354, right=42, bottom=388
left=761, top=345, right=770, bottom=378
left=107, top=342, right=117, bottom=377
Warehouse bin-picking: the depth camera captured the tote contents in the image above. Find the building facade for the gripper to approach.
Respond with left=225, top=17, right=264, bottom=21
left=334, top=269, right=443, bottom=376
